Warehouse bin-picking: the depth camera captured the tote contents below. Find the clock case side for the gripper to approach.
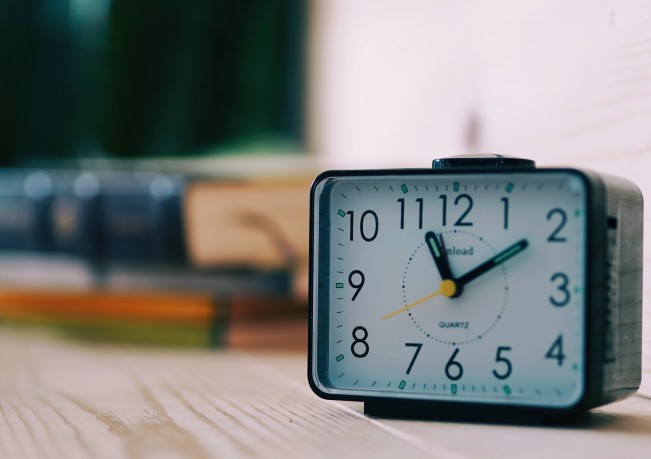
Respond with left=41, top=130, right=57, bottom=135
left=582, top=171, right=643, bottom=409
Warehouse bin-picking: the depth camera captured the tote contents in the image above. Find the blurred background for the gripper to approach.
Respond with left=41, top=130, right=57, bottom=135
left=0, top=0, right=649, bottom=348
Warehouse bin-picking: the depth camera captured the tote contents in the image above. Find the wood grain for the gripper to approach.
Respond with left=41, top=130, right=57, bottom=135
left=0, top=329, right=433, bottom=459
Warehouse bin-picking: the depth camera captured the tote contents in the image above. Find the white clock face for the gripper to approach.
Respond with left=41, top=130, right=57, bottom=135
left=311, top=171, right=588, bottom=408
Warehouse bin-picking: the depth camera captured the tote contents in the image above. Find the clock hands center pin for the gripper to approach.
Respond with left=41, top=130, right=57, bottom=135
left=383, top=234, right=529, bottom=320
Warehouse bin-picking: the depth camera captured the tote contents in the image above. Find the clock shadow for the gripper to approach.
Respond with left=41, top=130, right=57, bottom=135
left=364, top=395, right=651, bottom=432
left=548, top=400, right=651, bottom=435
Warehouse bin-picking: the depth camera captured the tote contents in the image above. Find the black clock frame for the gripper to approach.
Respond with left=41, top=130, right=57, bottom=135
left=307, top=157, right=643, bottom=422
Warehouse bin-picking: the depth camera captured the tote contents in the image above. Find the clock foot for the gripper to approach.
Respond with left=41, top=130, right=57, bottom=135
left=363, top=399, right=577, bottom=425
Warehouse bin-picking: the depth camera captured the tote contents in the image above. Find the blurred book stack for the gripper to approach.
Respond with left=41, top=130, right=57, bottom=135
left=0, top=164, right=312, bottom=348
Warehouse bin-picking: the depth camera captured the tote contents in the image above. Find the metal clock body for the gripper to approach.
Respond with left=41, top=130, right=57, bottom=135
left=308, top=157, right=643, bottom=421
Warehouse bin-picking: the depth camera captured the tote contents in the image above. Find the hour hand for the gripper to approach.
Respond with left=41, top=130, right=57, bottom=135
left=425, top=231, right=454, bottom=281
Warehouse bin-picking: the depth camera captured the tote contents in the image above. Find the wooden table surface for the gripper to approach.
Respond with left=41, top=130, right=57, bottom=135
left=1, top=324, right=650, bottom=459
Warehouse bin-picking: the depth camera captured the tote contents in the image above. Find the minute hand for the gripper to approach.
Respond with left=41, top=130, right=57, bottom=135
left=455, top=239, right=529, bottom=289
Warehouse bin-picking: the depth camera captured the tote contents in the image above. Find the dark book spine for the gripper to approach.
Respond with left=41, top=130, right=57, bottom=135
left=0, top=171, right=53, bottom=251
left=0, top=169, right=189, bottom=263
left=51, top=172, right=101, bottom=257
left=96, top=173, right=187, bottom=264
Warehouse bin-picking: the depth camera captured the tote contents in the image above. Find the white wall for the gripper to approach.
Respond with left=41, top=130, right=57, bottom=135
left=309, top=0, right=651, bottom=170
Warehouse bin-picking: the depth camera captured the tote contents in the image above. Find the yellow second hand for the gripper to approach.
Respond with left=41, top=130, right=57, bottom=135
left=382, top=279, right=457, bottom=320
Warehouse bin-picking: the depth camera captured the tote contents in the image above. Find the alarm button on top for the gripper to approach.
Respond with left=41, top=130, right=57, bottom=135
left=432, top=154, right=536, bottom=170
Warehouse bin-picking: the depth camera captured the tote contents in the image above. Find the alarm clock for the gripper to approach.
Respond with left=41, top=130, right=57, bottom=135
left=307, top=155, right=643, bottom=421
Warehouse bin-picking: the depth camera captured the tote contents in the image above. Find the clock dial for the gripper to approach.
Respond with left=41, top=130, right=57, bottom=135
left=397, top=229, right=512, bottom=345
left=311, top=171, right=588, bottom=408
